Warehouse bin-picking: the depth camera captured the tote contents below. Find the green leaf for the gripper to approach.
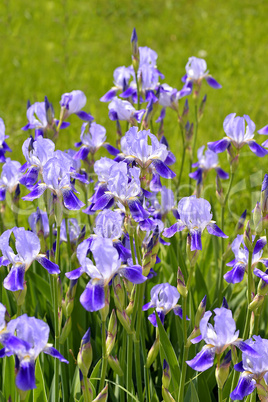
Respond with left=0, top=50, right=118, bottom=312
left=27, top=270, right=52, bottom=305
left=2, top=356, right=15, bottom=401
left=33, top=357, right=48, bottom=402
left=185, top=380, right=200, bottom=402
left=90, top=359, right=102, bottom=398
left=70, top=366, right=81, bottom=401
left=155, top=311, right=180, bottom=399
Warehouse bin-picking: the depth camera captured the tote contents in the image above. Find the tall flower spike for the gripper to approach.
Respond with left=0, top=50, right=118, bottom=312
left=208, top=113, right=268, bottom=157
left=224, top=234, right=268, bottom=284
left=186, top=307, right=259, bottom=372
left=0, top=314, right=68, bottom=391
left=65, top=237, right=147, bottom=312
left=142, top=283, right=188, bottom=327
left=163, top=196, right=227, bottom=251
left=0, top=227, right=60, bottom=291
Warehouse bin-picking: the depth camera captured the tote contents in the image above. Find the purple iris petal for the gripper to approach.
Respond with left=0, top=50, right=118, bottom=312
left=186, top=346, right=215, bottom=371
left=230, top=375, right=256, bottom=401
left=62, top=189, right=84, bottom=210
left=207, top=138, right=230, bottom=153
left=102, top=143, right=120, bottom=156
left=190, top=229, right=202, bottom=250
left=0, top=256, right=10, bottom=266
left=253, top=267, right=268, bottom=283
left=92, top=193, right=114, bottom=211
left=120, top=87, right=136, bottom=98
left=74, top=146, right=90, bottom=161
left=134, top=110, right=145, bottom=123
left=163, top=222, right=185, bottom=238
left=0, top=188, right=6, bottom=201
left=43, top=346, right=69, bottom=363
left=247, top=141, right=268, bottom=157
left=22, top=183, right=47, bottom=201
left=206, top=222, right=228, bottom=238
left=173, top=306, right=188, bottom=320
left=113, top=242, right=131, bottom=261
left=235, top=341, right=261, bottom=357
left=128, top=199, right=149, bottom=222
left=35, top=256, right=60, bottom=274
left=75, top=111, right=94, bottom=121
left=80, top=282, right=105, bottom=312
left=19, top=166, right=39, bottom=188
left=142, top=302, right=154, bottom=311
left=148, top=311, right=165, bottom=327
left=4, top=265, right=25, bottom=291
left=119, top=265, right=147, bottom=284
left=224, top=263, right=245, bottom=284
left=100, top=89, right=118, bottom=102
left=215, top=167, right=229, bottom=180
left=258, top=125, right=268, bottom=135
left=150, top=173, right=162, bottom=192
left=151, top=159, right=176, bottom=179
left=253, top=237, right=266, bottom=254
left=165, top=151, right=176, bottom=166
left=65, top=267, right=84, bottom=280
left=191, top=334, right=203, bottom=344
left=205, top=76, right=222, bottom=89
left=234, top=361, right=244, bottom=372
left=189, top=168, right=203, bottom=184
left=16, top=359, right=36, bottom=391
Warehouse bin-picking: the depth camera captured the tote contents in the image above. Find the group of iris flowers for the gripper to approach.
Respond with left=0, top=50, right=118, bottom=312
left=1, top=28, right=268, bottom=401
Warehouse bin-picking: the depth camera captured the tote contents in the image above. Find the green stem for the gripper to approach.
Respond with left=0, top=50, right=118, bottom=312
left=218, top=386, right=223, bottom=402
left=83, top=375, right=91, bottom=402
left=127, top=334, right=133, bottom=402
left=16, top=304, right=21, bottom=318
left=189, top=104, right=198, bottom=193
left=177, top=124, right=186, bottom=194
left=99, top=319, right=108, bottom=392
left=119, top=330, right=127, bottom=402
left=54, top=225, right=61, bottom=401
left=65, top=217, right=71, bottom=271
left=130, top=235, right=137, bottom=265
left=178, top=295, right=189, bottom=402
left=218, top=172, right=235, bottom=305
left=243, top=236, right=258, bottom=340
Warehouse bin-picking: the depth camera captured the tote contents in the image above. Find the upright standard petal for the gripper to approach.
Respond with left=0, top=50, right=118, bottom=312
left=80, top=281, right=105, bottom=312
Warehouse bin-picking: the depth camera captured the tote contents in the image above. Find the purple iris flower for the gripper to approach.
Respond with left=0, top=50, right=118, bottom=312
left=22, top=157, right=85, bottom=211
left=92, top=161, right=149, bottom=222
left=149, top=186, right=175, bottom=219
left=182, top=56, right=221, bottom=90
left=60, top=90, right=93, bottom=122
left=208, top=114, right=268, bottom=157
left=100, top=66, right=133, bottom=102
left=189, top=145, right=229, bottom=185
left=20, top=136, right=55, bottom=188
left=0, top=118, right=12, bottom=163
left=28, top=207, right=49, bottom=238
left=230, top=336, right=268, bottom=400
left=258, top=123, right=268, bottom=148
left=0, top=314, right=68, bottom=391
left=142, top=283, right=186, bottom=327
left=0, top=227, right=60, bottom=291
left=163, top=196, right=227, bottom=250
left=65, top=237, right=147, bottom=312
left=0, top=158, right=22, bottom=201
left=224, top=235, right=268, bottom=284
left=157, top=83, right=191, bottom=111
left=120, top=127, right=176, bottom=179
left=108, top=97, right=145, bottom=123
left=58, top=218, right=85, bottom=245
left=186, top=307, right=259, bottom=372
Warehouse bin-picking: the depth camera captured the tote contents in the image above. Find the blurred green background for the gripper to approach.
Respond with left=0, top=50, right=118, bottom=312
left=0, top=0, right=268, bottom=217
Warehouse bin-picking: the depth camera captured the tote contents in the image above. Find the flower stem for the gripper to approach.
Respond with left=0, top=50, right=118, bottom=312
left=177, top=124, right=186, bottom=195
left=189, top=104, right=198, bottom=193
left=218, top=172, right=235, bottom=305
left=54, top=225, right=61, bottom=402
left=218, top=387, right=223, bottom=402
left=82, top=375, right=91, bottom=402
left=99, top=319, right=108, bottom=392
left=178, top=295, right=189, bottom=402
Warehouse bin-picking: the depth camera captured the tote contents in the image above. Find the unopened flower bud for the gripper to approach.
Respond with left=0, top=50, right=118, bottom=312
left=162, top=387, right=176, bottom=402
left=106, top=310, right=117, bottom=355
left=198, top=94, right=207, bottom=120
left=257, top=271, right=268, bottom=296
left=234, top=209, right=247, bottom=235
left=162, top=359, right=171, bottom=389
left=248, top=294, right=265, bottom=311
left=182, top=99, right=189, bottom=118
left=14, top=282, right=27, bottom=306
left=177, top=267, right=188, bottom=298
left=93, top=384, right=108, bottom=402
left=131, top=28, right=139, bottom=73
left=45, top=95, right=54, bottom=125
left=195, top=295, right=207, bottom=327
left=187, top=327, right=201, bottom=347
left=108, top=356, right=123, bottom=377
left=253, top=202, right=263, bottom=234
left=125, top=286, right=135, bottom=316
left=59, top=317, right=72, bottom=344
left=146, top=335, right=160, bottom=368
left=113, top=276, right=125, bottom=311
left=77, top=327, right=93, bottom=377
left=187, top=234, right=199, bottom=267
left=216, top=350, right=232, bottom=389
left=243, top=221, right=253, bottom=252
left=99, top=287, right=110, bottom=322
left=116, top=309, right=133, bottom=335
